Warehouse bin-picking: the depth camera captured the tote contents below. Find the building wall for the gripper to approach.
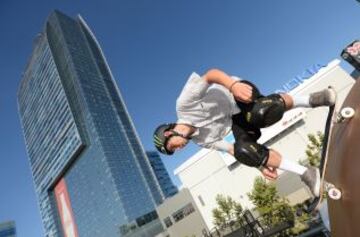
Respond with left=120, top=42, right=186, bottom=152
left=18, top=22, right=85, bottom=236
left=147, top=151, right=178, bottom=199
left=18, top=11, right=163, bottom=237
left=156, top=188, right=208, bottom=237
left=173, top=60, right=355, bottom=230
left=0, top=221, right=16, bottom=237
left=175, top=149, right=261, bottom=229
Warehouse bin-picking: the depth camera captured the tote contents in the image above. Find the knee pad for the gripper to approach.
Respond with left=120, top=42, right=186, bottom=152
left=234, top=140, right=269, bottom=167
left=245, top=94, right=286, bottom=128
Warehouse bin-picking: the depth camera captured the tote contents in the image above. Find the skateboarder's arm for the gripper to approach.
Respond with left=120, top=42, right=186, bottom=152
left=204, top=69, right=253, bottom=103
left=210, top=140, right=234, bottom=155
left=176, top=72, right=211, bottom=110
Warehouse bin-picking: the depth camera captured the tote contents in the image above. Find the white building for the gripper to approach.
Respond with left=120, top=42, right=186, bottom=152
left=156, top=188, right=209, bottom=237
left=173, top=59, right=355, bottom=231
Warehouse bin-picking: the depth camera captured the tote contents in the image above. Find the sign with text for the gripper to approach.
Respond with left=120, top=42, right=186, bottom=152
left=55, top=178, right=79, bottom=237
left=341, top=40, right=360, bottom=71
left=275, top=63, right=327, bottom=94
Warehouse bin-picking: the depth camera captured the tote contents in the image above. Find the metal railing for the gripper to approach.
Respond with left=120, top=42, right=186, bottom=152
left=207, top=208, right=295, bottom=237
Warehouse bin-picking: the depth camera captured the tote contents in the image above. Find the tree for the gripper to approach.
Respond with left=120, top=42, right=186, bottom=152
left=212, top=194, right=243, bottom=229
left=248, top=177, right=313, bottom=235
left=300, top=132, right=324, bottom=167
left=247, top=177, right=293, bottom=227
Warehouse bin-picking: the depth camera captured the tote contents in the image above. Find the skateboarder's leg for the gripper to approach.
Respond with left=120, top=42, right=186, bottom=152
left=233, top=134, right=320, bottom=197
left=266, top=149, right=306, bottom=175
left=233, top=111, right=307, bottom=176
left=241, top=94, right=287, bottom=128
left=232, top=101, right=321, bottom=196
left=281, top=87, right=337, bottom=109
left=241, top=88, right=336, bottom=128
left=266, top=149, right=320, bottom=197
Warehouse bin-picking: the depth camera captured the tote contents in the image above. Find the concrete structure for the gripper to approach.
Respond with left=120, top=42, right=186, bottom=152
left=156, top=188, right=208, bottom=237
left=147, top=151, right=178, bottom=198
left=173, top=59, right=355, bottom=230
left=0, top=221, right=16, bottom=237
left=18, top=10, right=163, bottom=237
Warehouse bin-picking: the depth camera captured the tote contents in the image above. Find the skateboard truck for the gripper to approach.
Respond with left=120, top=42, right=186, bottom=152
left=336, top=107, right=355, bottom=123
left=326, top=183, right=342, bottom=200
left=303, top=183, right=342, bottom=214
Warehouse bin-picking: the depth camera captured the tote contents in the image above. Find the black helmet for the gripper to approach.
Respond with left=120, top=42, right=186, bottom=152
left=153, top=123, right=176, bottom=155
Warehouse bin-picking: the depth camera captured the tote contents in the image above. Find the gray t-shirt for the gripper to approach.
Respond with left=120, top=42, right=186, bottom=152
left=176, top=72, right=241, bottom=151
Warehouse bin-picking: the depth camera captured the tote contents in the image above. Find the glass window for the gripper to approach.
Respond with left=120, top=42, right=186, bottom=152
left=163, top=217, right=172, bottom=228
left=172, top=203, right=195, bottom=223
left=198, top=195, right=205, bottom=206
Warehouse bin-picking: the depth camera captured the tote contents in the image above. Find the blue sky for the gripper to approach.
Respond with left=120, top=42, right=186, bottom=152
left=1, top=0, right=360, bottom=236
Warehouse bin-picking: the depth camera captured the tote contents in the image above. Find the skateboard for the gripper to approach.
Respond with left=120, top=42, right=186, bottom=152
left=305, top=96, right=355, bottom=213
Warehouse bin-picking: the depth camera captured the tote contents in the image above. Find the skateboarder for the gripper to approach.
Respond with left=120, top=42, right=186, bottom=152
left=153, top=69, right=336, bottom=197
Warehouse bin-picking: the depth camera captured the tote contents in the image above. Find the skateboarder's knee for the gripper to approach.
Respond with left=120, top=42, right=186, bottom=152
left=245, top=94, right=286, bottom=128
left=234, top=140, right=269, bottom=167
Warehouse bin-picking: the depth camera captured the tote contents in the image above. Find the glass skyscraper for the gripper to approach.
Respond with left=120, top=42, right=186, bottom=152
left=146, top=151, right=178, bottom=198
left=0, top=221, right=16, bottom=237
left=18, top=10, right=163, bottom=237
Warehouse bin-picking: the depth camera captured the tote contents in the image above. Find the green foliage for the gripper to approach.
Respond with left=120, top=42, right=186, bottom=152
left=294, top=132, right=327, bottom=234
left=212, top=194, right=243, bottom=229
left=212, top=208, right=226, bottom=228
left=248, top=177, right=293, bottom=227
left=300, top=131, right=324, bottom=167
left=291, top=204, right=311, bottom=235
left=248, top=177, right=311, bottom=236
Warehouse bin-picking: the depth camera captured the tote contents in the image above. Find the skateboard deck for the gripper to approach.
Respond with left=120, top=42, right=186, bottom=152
left=304, top=99, right=355, bottom=214
left=324, top=77, right=359, bottom=236
left=305, top=101, right=336, bottom=213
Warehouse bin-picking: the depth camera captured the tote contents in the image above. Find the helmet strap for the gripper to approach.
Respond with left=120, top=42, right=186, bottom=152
left=168, top=130, right=191, bottom=140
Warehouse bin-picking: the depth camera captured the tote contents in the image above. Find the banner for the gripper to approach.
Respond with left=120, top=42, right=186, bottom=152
left=55, top=178, right=79, bottom=237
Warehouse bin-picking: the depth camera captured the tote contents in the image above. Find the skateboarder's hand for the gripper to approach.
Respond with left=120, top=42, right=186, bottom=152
left=231, top=82, right=253, bottom=103
left=260, top=166, right=278, bottom=181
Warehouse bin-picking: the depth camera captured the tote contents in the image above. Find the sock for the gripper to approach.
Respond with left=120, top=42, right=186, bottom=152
left=278, top=158, right=307, bottom=175
left=292, top=95, right=310, bottom=108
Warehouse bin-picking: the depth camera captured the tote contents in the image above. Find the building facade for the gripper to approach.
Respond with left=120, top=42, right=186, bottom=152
left=18, top=10, right=163, bottom=237
left=173, top=59, right=355, bottom=230
left=0, top=221, right=16, bottom=237
left=156, top=188, right=208, bottom=237
left=146, top=151, right=178, bottom=199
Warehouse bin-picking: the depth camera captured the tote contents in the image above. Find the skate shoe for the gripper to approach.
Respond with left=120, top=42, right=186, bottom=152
left=301, top=166, right=321, bottom=197
left=309, top=88, right=337, bottom=107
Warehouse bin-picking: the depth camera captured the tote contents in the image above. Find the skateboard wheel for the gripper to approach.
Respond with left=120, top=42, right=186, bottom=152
left=341, top=107, right=355, bottom=119
left=328, top=187, right=342, bottom=200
